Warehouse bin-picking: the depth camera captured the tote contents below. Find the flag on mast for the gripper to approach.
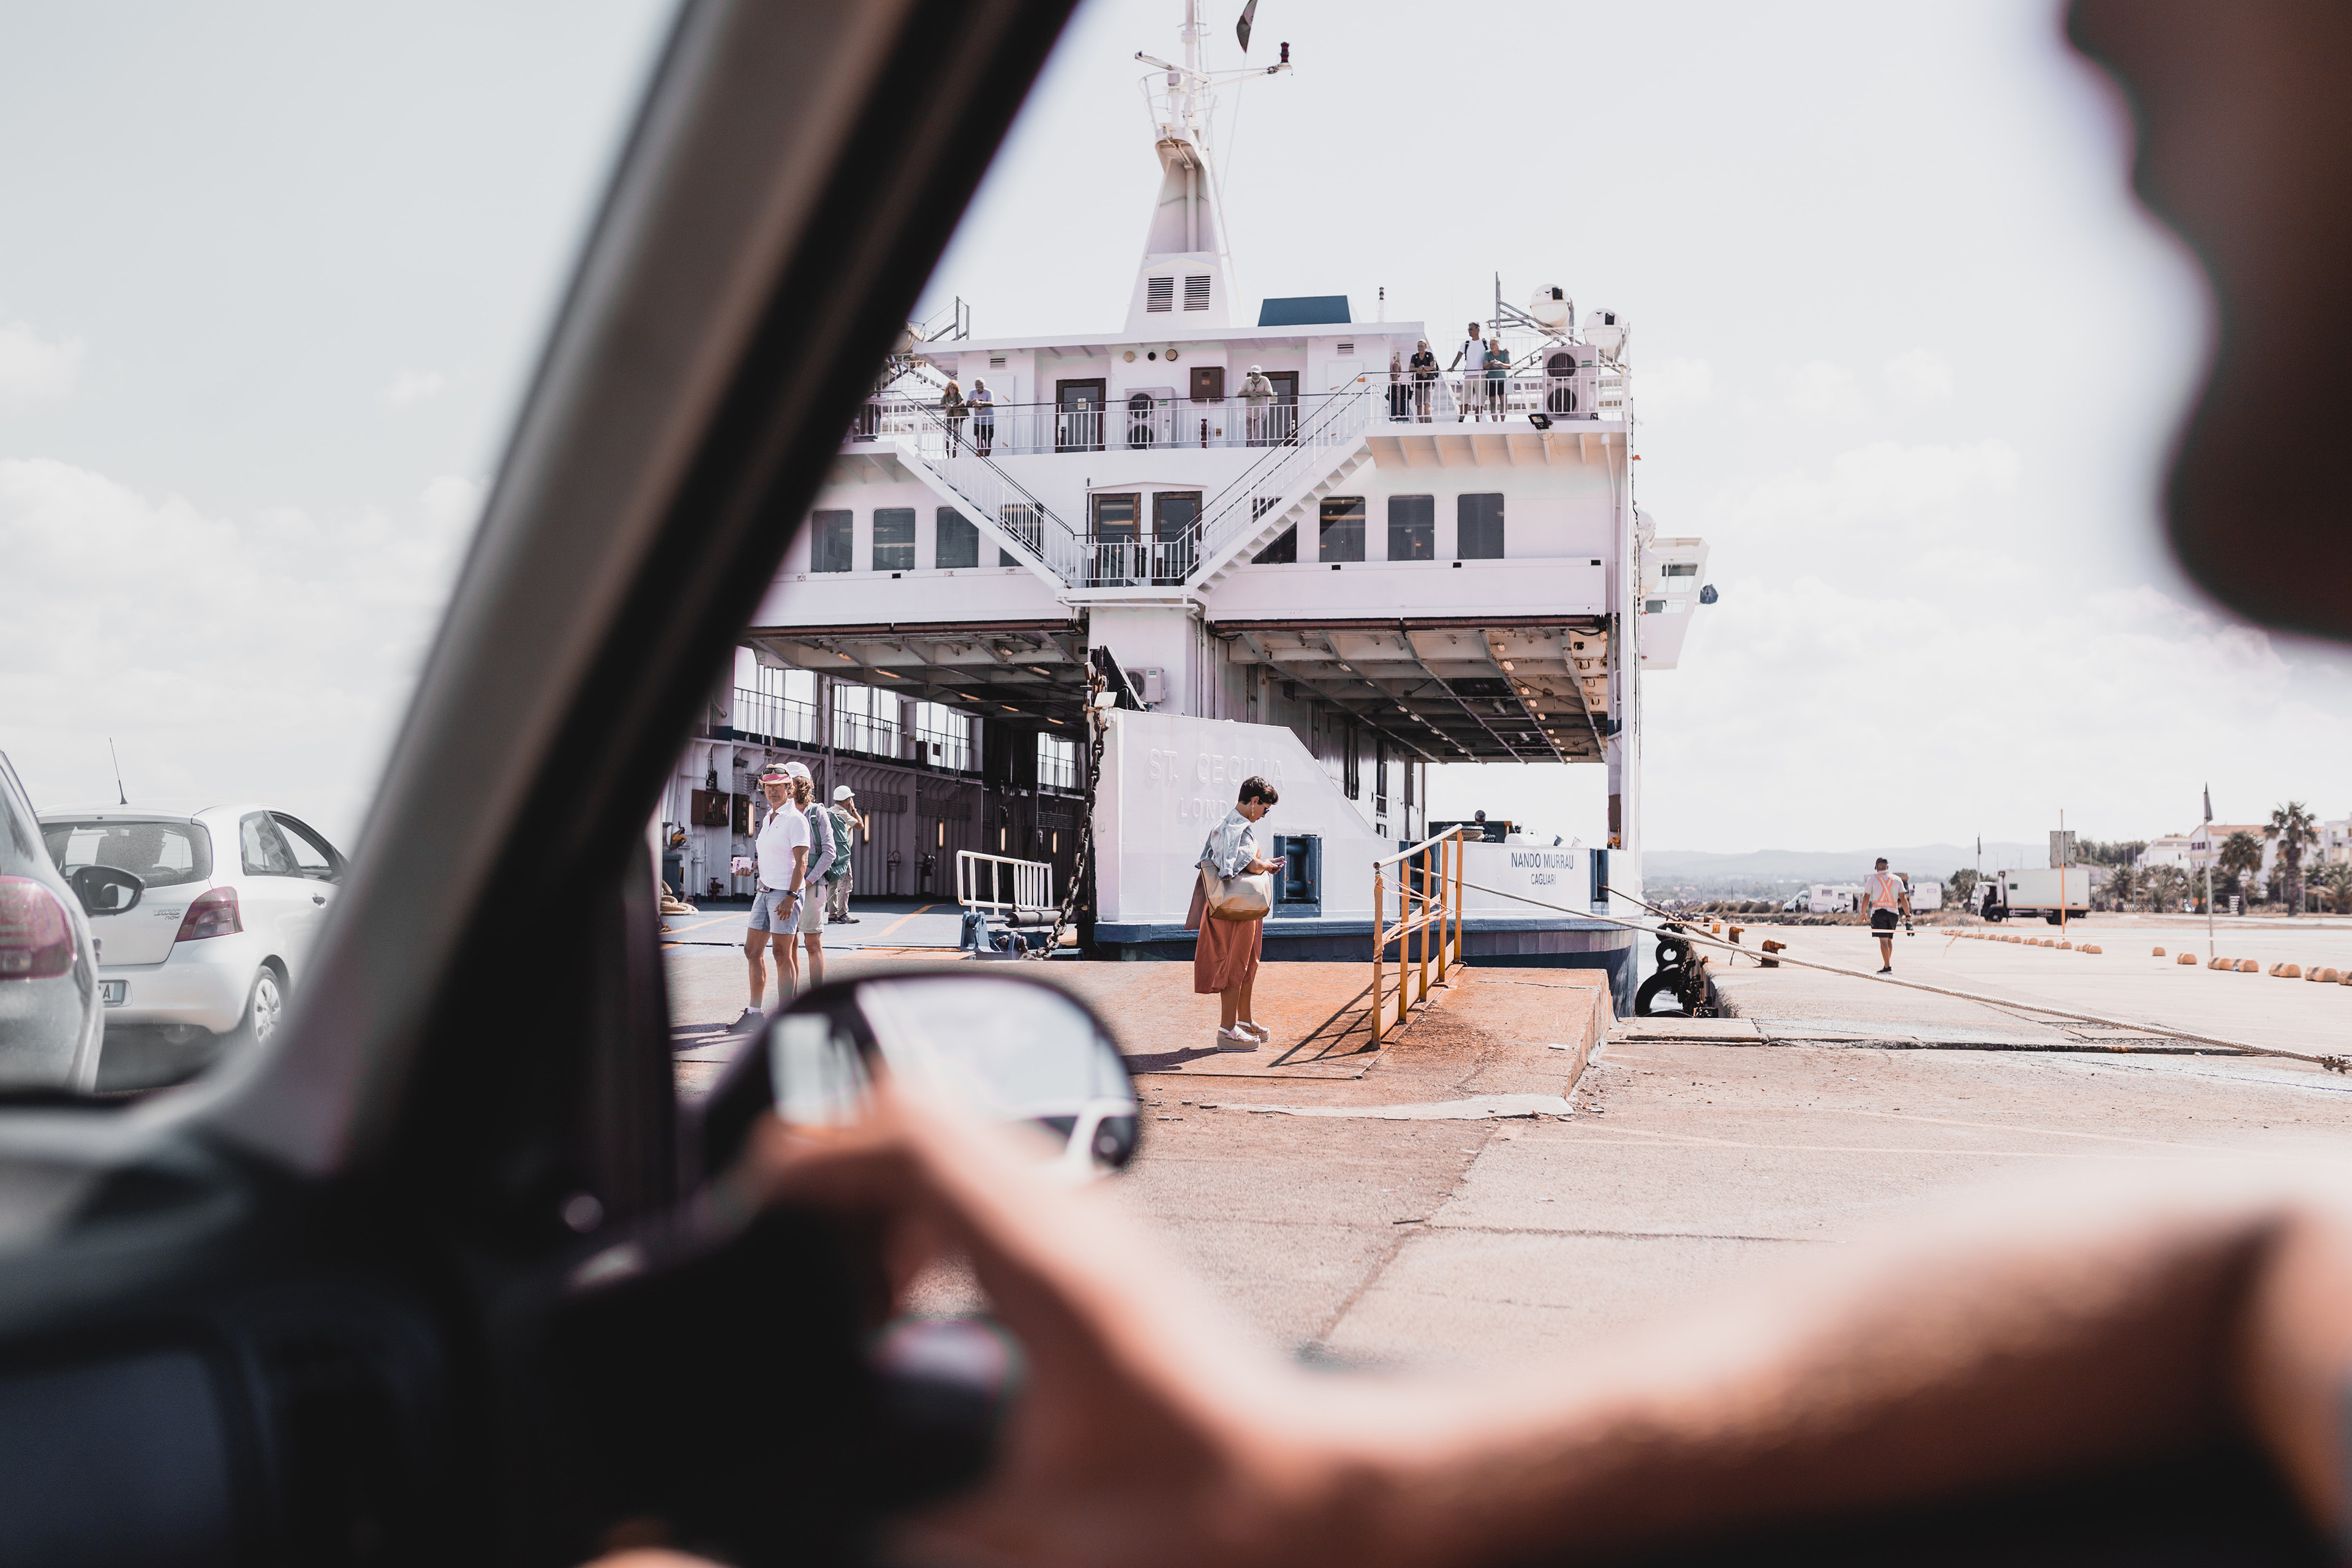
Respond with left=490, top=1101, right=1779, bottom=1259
left=1237, top=0, right=1257, bottom=52
left=2203, top=783, right=2212, bottom=823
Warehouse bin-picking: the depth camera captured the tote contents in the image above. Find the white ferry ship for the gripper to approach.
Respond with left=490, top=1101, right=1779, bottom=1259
left=659, top=3, right=1711, bottom=1008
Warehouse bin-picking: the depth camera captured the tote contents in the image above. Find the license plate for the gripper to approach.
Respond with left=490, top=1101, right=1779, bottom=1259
left=100, top=981, right=126, bottom=1006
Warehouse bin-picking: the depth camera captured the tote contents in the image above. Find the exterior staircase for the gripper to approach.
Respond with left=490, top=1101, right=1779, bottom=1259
left=882, top=405, right=1087, bottom=591
left=1187, top=388, right=1377, bottom=589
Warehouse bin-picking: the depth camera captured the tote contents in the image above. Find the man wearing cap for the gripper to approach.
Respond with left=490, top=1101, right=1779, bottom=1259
left=1864, top=856, right=1909, bottom=974
left=1240, top=364, right=1273, bottom=445
left=738, top=761, right=809, bottom=1029
left=826, top=784, right=865, bottom=924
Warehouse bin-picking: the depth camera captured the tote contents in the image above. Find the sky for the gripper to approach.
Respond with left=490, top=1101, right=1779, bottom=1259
left=2, top=0, right=2346, bottom=853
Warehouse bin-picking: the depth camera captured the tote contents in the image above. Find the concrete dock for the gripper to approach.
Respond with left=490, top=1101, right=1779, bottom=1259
left=665, top=908, right=2352, bottom=1373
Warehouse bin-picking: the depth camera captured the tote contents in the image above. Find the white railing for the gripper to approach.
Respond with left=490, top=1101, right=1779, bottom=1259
left=867, top=401, right=1089, bottom=584
left=729, top=688, right=818, bottom=745
left=1373, top=371, right=1613, bottom=424
left=862, top=394, right=1337, bottom=459
left=1085, top=535, right=1197, bottom=587
left=957, top=849, right=1054, bottom=916
left=1193, top=385, right=1379, bottom=574
left=832, top=707, right=901, bottom=758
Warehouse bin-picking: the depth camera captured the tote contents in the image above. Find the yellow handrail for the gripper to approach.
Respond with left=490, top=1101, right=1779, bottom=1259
left=1371, top=825, right=1472, bottom=1046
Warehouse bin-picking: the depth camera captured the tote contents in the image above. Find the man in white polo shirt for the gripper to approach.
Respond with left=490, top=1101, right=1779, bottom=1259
left=737, top=761, right=809, bottom=1029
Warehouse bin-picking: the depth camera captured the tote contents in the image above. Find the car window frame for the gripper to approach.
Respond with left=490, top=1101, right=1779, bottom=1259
left=268, top=813, right=345, bottom=884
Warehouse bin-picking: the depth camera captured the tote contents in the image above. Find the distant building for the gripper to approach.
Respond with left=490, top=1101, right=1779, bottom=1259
left=2323, top=816, right=2351, bottom=867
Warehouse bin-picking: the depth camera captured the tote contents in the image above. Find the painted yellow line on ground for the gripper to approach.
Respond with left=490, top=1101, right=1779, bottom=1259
left=869, top=904, right=938, bottom=944
left=660, top=913, right=736, bottom=937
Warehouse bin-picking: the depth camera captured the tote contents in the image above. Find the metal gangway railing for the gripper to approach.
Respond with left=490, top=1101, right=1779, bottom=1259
left=957, top=849, right=1055, bottom=924
left=1193, top=385, right=1378, bottom=576
left=865, top=399, right=1090, bottom=586
left=1369, top=826, right=1470, bottom=1046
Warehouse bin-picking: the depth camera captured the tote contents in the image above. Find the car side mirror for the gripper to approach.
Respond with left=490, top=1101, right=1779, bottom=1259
left=67, top=864, right=143, bottom=917
left=699, top=971, right=1139, bottom=1180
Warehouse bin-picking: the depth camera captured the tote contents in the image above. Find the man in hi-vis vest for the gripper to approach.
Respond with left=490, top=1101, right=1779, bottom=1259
left=1864, top=857, right=1909, bottom=974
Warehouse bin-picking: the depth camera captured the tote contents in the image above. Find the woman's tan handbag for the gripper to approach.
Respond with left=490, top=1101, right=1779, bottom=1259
left=1198, top=862, right=1273, bottom=922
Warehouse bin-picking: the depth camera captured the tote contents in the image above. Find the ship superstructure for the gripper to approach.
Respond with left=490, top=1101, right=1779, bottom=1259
left=658, top=2, right=1711, bottom=1003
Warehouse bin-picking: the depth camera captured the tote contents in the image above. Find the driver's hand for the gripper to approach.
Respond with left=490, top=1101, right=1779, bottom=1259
left=732, top=1091, right=1365, bottom=1568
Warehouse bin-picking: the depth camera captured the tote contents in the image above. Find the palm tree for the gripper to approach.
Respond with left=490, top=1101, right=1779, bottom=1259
left=2217, top=831, right=2264, bottom=910
left=2105, top=862, right=2139, bottom=911
left=2142, top=864, right=2190, bottom=913
left=2323, top=862, right=2352, bottom=915
left=2268, top=801, right=2320, bottom=915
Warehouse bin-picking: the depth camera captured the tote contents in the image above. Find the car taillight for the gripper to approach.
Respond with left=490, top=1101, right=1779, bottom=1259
left=175, top=886, right=242, bottom=943
left=0, top=876, right=75, bottom=979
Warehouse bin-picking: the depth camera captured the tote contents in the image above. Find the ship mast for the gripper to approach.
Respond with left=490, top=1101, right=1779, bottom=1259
left=1123, top=1, right=1287, bottom=336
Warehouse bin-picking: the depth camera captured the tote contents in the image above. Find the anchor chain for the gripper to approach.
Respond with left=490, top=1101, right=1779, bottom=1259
left=1027, top=669, right=1107, bottom=960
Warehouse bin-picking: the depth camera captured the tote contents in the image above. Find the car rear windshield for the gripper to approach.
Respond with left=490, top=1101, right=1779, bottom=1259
left=43, top=819, right=214, bottom=890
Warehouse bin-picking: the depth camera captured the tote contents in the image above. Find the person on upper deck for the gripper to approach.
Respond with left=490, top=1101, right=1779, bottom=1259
left=939, top=377, right=966, bottom=454
left=1449, top=325, right=1487, bottom=422
left=966, top=377, right=994, bottom=455
left=1240, top=364, right=1274, bottom=446
left=1485, top=336, right=1511, bottom=420
left=1409, top=339, right=1438, bottom=421
left=1183, top=775, right=1281, bottom=1050
left=1387, top=349, right=1409, bottom=421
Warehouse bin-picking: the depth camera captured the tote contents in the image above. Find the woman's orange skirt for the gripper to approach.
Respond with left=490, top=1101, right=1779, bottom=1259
left=1185, top=879, right=1263, bottom=994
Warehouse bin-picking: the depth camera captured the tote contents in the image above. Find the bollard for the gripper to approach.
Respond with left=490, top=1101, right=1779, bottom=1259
left=2177, top=952, right=2199, bottom=965
left=2237, top=959, right=2261, bottom=973
left=2079, top=944, right=2101, bottom=954
left=2309, top=967, right=2338, bottom=984
left=2057, top=941, right=2073, bottom=950
left=2210, top=956, right=2230, bottom=970
left=2153, top=946, right=2166, bottom=957
left=2272, top=963, right=2302, bottom=979
left=1760, top=938, right=1785, bottom=969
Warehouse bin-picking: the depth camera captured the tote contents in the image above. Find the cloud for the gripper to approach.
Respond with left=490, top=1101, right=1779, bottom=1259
left=1882, top=348, right=1955, bottom=402
left=1643, top=574, right=2352, bottom=853
left=0, top=461, right=480, bottom=840
left=1722, top=439, right=2022, bottom=556
left=1637, top=356, right=1714, bottom=415
left=381, top=369, right=448, bottom=408
left=1770, top=360, right=1869, bottom=421
left=0, top=315, right=86, bottom=410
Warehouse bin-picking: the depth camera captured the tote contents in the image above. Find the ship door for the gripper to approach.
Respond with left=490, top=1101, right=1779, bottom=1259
left=1265, top=371, right=1298, bottom=444
left=1152, top=491, right=1200, bottom=584
left=1544, top=351, right=1578, bottom=414
left=1056, top=378, right=1106, bottom=452
left=1091, top=492, right=1140, bottom=585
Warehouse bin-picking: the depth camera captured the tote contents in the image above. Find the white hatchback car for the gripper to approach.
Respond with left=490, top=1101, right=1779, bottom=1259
left=38, top=804, right=343, bottom=1050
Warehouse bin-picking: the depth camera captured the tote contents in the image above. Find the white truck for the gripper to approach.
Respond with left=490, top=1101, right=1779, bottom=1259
left=1784, top=883, right=1861, bottom=914
left=1980, top=866, right=2097, bottom=924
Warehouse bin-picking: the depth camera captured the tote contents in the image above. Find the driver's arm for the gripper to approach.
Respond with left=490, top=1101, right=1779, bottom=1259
left=734, top=1091, right=2352, bottom=1568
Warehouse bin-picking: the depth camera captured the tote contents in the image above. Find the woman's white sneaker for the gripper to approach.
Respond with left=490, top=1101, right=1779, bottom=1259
left=1215, top=1027, right=1259, bottom=1050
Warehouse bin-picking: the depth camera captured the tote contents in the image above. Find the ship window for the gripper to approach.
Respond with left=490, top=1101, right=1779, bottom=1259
left=872, top=507, right=916, bottom=571
left=1252, top=525, right=1297, bottom=565
left=812, top=509, right=853, bottom=573
left=1091, top=492, right=1139, bottom=541
left=1457, top=493, right=1504, bottom=559
left=1147, top=276, right=1174, bottom=313
left=1319, top=497, right=1365, bottom=562
left=1038, top=733, right=1080, bottom=791
left=1184, top=274, right=1211, bottom=311
left=1663, top=562, right=1698, bottom=576
left=1336, top=341, right=1354, bottom=356
left=1388, top=495, right=1434, bottom=560
left=936, top=507, right=979, bottom=570
left=989, top=354, right=1008, bottom=368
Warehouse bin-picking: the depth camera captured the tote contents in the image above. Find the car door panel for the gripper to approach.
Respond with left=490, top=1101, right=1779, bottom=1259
left=0, top=0, right=1084, bottom=1561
